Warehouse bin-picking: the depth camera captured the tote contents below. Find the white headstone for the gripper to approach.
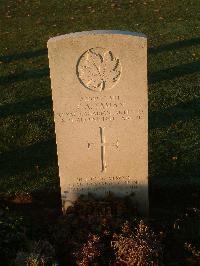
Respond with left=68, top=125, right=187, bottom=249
left=48, top=30, right=148, bottom=215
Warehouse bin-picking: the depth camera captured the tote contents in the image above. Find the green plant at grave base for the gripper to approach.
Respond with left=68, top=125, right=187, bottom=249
left=1, top=195, right=200, bottom=265
left=51, top=193, right=139, bottom=264
left=111, top=221, right=163, bottom=266
left=14, top=240, right=58, bottom=266
left=0, top=207, right=27, bottom=264
left=73, top=234, right=103, bottom=266
left=185, top=242, right=200, bottom=265
left=72, top=220, right=163, bottom=266
left=174, top=208, right=200, bottom=240
left=49, top=193, right=163, bottom=265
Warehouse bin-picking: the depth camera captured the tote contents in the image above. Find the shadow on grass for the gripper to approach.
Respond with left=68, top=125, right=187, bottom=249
left=149, top=37, right=200, bottom=53
left=0, top=68, right=49, bottom=85
left=1, top=37, right=199, bottom=63
left=0, top=60, right=199, bottom=86
left=0, top=37, right=200, bottom=85
left=0, top=48, right=47, bottom=63
left=0, top=139, right=61, bottom=241
left=150, top=183, right=200, bottom=219
left=0, top=138, right=61, bottom=222
left=149, top=98, right=200, bottom=129
left=149, top=59, right=200, bottom=84
left=0, top=139, right=57, bottom=177
left=0, top=96, right=52, bottom=118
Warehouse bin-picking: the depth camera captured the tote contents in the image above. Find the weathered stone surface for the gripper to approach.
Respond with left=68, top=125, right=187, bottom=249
left=48, top=30, right=148, bottom=215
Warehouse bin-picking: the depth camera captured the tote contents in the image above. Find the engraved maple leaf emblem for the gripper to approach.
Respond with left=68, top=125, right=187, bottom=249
left=77, top=48, right=122, bottom=92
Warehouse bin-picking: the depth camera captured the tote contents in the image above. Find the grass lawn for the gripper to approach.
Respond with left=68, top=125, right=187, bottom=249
left=0, top=0, right=200, bottom=264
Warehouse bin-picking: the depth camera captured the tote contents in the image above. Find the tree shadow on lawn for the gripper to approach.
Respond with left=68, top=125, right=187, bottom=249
left=1, top=60, right=199, bottom=86
left=149, top=37, right=200, bottom=54
left=0, top=96, right=52, bottom=118
left=149, top=98, right=200, bottom=217
left=149, top=153, right=200, bottom=218
left=149, top=59, right=200, bottom=84
left=0, top=138, right=62, bottom=236
left=0, top=37, right=199, bottom=63
left=0, top=139, right=57, bottom=177
left=0, top=37, right=200, bottom=86
left=149, top=98, right=200, bottom=130
left=0, top=137, right=60, bottom=216
left=0, top=48, right=47, bottom=63
left=0, top=68, right=49, bottom=85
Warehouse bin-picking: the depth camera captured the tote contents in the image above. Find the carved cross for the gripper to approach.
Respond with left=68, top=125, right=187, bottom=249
left=88, top=127, right=119, bottom=172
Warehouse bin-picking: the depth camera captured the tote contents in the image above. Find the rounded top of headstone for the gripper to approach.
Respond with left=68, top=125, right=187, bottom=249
left=47, top=30, right=147, bottom=44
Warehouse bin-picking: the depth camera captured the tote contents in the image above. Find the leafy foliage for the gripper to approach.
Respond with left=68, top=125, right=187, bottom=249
left=15, top=240, right=57, bottom=266
left=112, top=221, right=163, bottom=266
left=51, top=193, right=138, bottom=265
left=0, top=207, right=26, bottom=264
left=174, top=208, right=200, bottom=240
left=74, top=234, right=102, bottom=266
left=1, top=197, right=200, bottom=265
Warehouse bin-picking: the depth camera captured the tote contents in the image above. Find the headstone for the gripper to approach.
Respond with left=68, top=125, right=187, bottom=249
left=48, top=30, right=148, bottom=215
